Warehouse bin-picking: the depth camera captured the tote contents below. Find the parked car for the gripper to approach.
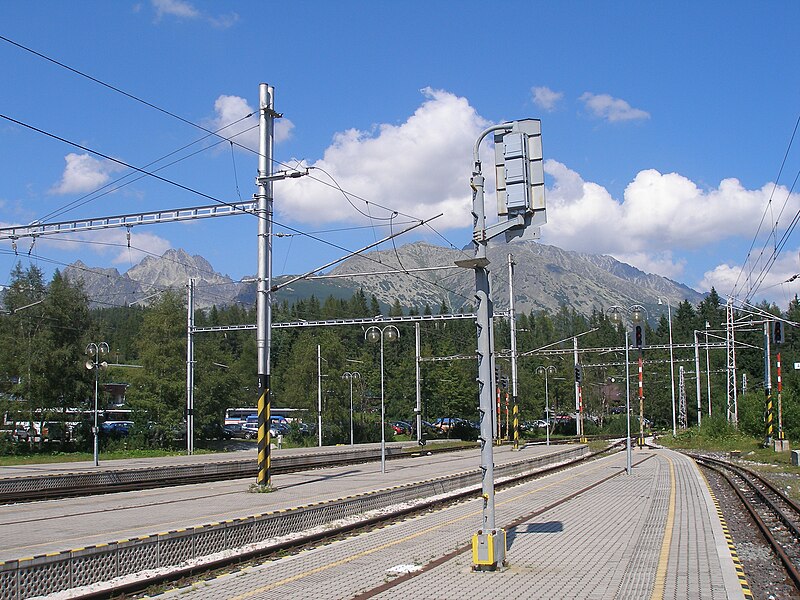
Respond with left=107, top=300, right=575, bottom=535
left=391, top=421, right=412, bottom=435
left=100, top=421, right=134, bottom=436
left=241, top=423, right=259, bottom=439
left=12, top=424, right=36, bottom=442
left=433, top=417, right=466, bottom=432
left=223, top=423, right=249, bottom=439
left=270, top=422, right=289, bottom=437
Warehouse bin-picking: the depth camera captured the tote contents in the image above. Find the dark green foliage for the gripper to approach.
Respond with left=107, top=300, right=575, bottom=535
left=6, top=269, right=800, bottom=455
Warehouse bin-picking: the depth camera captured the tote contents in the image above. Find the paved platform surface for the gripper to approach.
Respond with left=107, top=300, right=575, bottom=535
left=0, top=442, right=567, bottom=562
left=155, top=447, right=747, bottom=600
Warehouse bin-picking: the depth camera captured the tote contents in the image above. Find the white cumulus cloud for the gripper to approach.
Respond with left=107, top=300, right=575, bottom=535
left=150, top=0, right=238, bottom=28
left=540, top=159, right=800, bottom=286
left=50, top=153, right=124, bottom=195
left=277, top=87, right=490, bottom=229
left=532, top=86, right=563, bottom=112
left=580, top=92, right=650, bottom=122
left=700, top=250, right=800, bottom=305
left=152, top=0, right=199, bottom=19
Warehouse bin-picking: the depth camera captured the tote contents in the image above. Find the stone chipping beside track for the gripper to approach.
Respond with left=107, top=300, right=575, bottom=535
left=702, top=455, right=800, bottom=600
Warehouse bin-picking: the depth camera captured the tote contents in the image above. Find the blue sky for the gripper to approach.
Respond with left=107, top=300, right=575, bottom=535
left=1, top=1, right=799, bottom=307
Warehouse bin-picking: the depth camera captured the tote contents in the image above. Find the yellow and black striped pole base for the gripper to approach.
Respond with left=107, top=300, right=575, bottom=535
left=764, top=390, right=773, bottom=447
left=257, top=374, right=271, bottom=488
left=512, top=400, right=519, bottom=450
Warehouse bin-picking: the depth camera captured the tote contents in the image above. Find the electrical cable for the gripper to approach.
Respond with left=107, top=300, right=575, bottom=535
left=731, top=112, right=800, bottom=301
left=37, top=118, right=257, bottom=224
left=2, top=33, right=468, bottom=265
left=743, top=167, right=800, bottom=301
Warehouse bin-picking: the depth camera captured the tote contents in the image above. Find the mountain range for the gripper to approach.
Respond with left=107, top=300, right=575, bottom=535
left=63, top=241, right=705, bottom=318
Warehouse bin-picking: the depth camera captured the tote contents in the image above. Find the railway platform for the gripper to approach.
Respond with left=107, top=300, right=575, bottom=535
left=0, top=441, right=418, bottom=479
left=155, top=446, right=749, bottom=600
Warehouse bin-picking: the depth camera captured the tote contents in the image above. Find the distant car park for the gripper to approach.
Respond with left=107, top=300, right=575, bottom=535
left=100, top=421, right=134, bottom=436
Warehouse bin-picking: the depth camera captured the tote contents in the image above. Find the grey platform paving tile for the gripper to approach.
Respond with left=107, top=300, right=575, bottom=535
left=155, top=448, right=746, bottom=600
left=2, top=444, right=565, bottom=562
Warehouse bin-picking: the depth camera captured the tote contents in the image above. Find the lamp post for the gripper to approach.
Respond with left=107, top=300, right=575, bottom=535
left=658, top=298, right=677, bottom=436
left=85, top=342, right=109, bottom=467
left=705, top=320, right=712, bottom=417
left=365, top=325, right=399, bottom=474
left=536, top=365, right=556, bottom=446
left=607, top=307, right=636, bottom=475
left=342, top=371, right=361, bottom=446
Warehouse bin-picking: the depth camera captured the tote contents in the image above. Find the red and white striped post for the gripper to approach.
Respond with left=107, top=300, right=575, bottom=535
left=777, top=353, right=784, bottom=440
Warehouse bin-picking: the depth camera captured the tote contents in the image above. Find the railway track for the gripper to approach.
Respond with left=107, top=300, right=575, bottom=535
left=692, top=453, right=800, bottom=592
left=0, top=443, right=471, bottom=504
left=0, top=437, right=600, bottom=504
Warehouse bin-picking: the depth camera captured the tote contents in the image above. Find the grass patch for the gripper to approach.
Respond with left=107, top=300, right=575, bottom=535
left=658, top=414, right=796, bottom=470
left=0, top=447, right=213, bottom=467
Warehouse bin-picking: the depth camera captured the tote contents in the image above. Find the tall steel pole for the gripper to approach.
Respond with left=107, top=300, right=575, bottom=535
left=705, top=322, right=712, bottom=416
left=694, top=330, right=702, bottom=426
left=573, top=337, right=581, bottom=437
left=415, top=322, right=422, bottom=444
left=764, top=322, right=773, bottom=446
left=256, top=83, right=275, bottom=488
left=624, top=329, right=632, bottom=475
left=663, top=300, right=676, bottom=436
left=457, top=123, right=510, bottom=568
left=317, top=344, right=323, bottom=447
left=507, top=254, right=520, bottom=450
left=186, top=278, right=195, bottom=455
left=379, top=334, right=386, bottom=473
left=638, top=350, right=644, bottom=446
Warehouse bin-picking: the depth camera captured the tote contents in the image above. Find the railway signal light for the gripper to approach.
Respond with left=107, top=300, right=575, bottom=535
left=772, top=321, right=784, bottom=345
left=574, top=363, right=582, bottom=385
left=634, top=324, right=645, bottom=349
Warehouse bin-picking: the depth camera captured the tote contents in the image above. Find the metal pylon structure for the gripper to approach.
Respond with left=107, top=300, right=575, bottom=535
left=725, top=298, right=738, bottom=425
left=678, top=365, right=687, bottom=429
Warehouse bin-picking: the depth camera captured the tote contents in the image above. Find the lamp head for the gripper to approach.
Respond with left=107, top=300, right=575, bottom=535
left=366, top=328, right=381, bottom=344
left=385, top=327, right=399, bottom=342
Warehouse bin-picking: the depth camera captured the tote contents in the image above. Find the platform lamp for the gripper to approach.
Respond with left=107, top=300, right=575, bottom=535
left=85, top=342, right=109, bottom=467
left=365, top=325, right=399, bottom=474
left=536, top=365, right=556, bottom=446
left=658, top=298, right=677, bottom=436
left=607, top=307, right=633, bottom=475
left=342, top=371, right=361, bottom=446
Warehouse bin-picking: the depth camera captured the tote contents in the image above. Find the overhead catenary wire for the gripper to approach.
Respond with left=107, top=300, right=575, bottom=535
left=731, top=112, right=800, bottom=302
left=742, top=167, right=800, bottom=302
left=1, top=34, right=460, bottom=243
left=0, top=36, right=477, bottom=305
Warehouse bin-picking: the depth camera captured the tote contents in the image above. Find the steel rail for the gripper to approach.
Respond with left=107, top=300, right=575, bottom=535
left=692, top=454, right=800, bottom=591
